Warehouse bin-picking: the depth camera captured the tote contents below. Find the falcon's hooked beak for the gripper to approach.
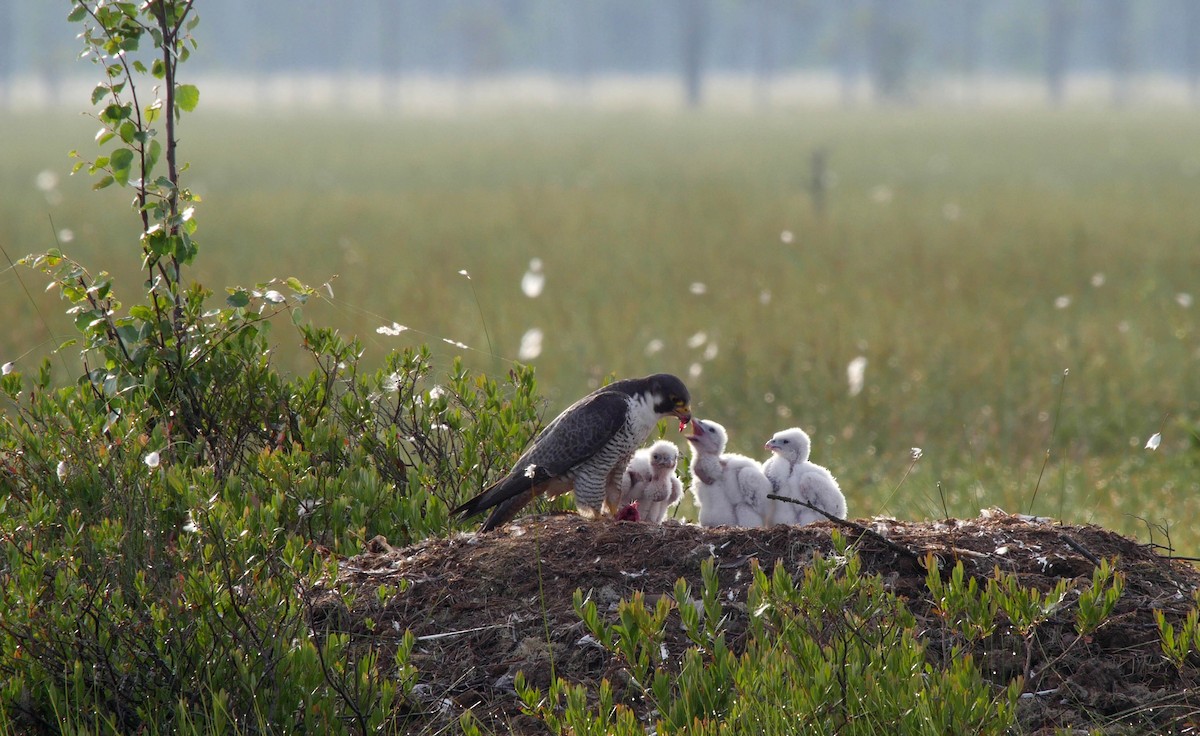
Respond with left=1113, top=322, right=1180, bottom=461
left=673, top=406, right=692, bottom=432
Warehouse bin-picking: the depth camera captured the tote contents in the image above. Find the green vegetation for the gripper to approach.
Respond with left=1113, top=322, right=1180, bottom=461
left=4, top=105, right=1197, bottom=549
left=0, top=3, right=1199, bottom=733
left=520, top=542, right=1028, bottom=735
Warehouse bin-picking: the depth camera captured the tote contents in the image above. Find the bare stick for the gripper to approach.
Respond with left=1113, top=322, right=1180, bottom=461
left=1057, top=532, right=1102, bottom=567
left=767, top=493, right=920, bottom=560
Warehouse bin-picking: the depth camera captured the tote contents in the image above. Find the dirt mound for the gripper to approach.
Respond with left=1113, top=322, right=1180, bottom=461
left=309, top=513, right=1200, bottom=734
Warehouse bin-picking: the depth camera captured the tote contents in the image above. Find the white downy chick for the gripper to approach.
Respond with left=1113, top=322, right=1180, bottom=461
left=619, top=440, right=684, bottom=523
left=686, top=418, right=771, bottom=528
left=763, top=427, right=846, bottom=525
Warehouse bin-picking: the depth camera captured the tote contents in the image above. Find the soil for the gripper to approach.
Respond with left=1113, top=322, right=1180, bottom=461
left=307, top=512, right=1200, bottom=734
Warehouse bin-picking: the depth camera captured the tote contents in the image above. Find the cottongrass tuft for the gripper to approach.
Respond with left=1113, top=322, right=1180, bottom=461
left=689, top=282, right=707, bottom=295
left=847, top=356, right=868, bottom=397
left=35, top=170, right=58, bottom=192
left=518, top=328, right=543, bottom=361
left=521, top=258, right=545, bottom=298
left=144, top=451, right=161, bottom=469
left=644, top=339, right=664, bottom=356
left=376, top=322, right=408, bottom=336
left=686, top=331, right=707, bottom=349
left=1177, top=293, right=1194, bottom=308
left=1145, top=432, right=1162, bottom=451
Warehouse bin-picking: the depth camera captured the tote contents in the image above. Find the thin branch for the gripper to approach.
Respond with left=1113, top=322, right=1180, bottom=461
left=766, top=493, right=921, bottom=560
left=1058, top=532, right=1102, bottom=567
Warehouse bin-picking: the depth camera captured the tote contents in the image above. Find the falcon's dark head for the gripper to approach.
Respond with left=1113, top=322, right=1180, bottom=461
left=644, top=373, right=692, bottom=430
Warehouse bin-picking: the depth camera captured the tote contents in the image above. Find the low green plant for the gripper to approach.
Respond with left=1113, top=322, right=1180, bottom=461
left=1156, top=591, right=1200, bottom=670
left=522, top=539, right=1022, bottom=735
left=1074, top=557, right=1124, bottom=639
left=925, top=554, right=1000, bottom=642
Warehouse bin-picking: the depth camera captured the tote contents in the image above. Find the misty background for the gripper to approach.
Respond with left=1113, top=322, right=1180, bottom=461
left=3, top=0, right=1200, bottom=111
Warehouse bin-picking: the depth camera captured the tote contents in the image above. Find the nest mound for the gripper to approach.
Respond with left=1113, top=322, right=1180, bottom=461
left=309, top=513, right=1200, bottom=734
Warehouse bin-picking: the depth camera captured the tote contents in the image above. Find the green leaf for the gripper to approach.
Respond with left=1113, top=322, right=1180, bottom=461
left=129, top=305, right=155, bottom=321
left=146, top=139, right=162, bottom=175
left=93, top=175, right=115, bottom=190
left=145, top=100, right=162, bottom=124
left=91, top=84, right=109, bottom=105
left=118, top=121, right=136, bottom=144
left=226, top=290, right=250, bottom=308
left=176, top=84, right=200, bottom=112
left=110, top=148, right=134, bottom=186
left=101, top=103, right=129, bottom=123
left=286, top=277, right=304, bottom=292
left=151, top=59, right=166, bottom=79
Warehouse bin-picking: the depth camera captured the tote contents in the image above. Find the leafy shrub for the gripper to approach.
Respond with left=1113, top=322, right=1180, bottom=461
left=0, top=3, right=541, bottom=733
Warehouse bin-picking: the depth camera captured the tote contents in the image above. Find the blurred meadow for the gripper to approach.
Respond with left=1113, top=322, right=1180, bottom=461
left=2, top=107, right=1198, bottom=550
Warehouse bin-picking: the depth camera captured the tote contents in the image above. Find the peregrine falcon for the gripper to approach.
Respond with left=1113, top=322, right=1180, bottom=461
left=454, top=373, right=692, bottom=531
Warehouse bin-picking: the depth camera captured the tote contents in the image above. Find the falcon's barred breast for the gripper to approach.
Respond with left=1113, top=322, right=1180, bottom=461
left=453, top=373, right=692, bottom=531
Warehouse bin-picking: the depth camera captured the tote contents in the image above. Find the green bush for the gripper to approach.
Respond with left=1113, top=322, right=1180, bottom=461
left=0, top=3, right=541, bottom=732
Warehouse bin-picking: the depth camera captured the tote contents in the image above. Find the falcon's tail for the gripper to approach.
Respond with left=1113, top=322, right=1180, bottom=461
left=453, top=473, right=537, bottom=531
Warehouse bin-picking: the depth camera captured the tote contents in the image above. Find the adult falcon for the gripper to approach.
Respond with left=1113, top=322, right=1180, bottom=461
left=453, top=373, right=692, bottom=531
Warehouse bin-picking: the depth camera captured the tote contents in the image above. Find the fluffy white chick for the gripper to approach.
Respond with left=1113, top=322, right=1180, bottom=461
left=686, top=418, right=771, bottom=528
left=619, top=440, right=684, bottom=524
left=763, top=427, right=846, bottom=525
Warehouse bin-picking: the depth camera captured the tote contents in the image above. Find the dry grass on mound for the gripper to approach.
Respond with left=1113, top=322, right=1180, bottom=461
left=308, top=513, right=1200, bottom=734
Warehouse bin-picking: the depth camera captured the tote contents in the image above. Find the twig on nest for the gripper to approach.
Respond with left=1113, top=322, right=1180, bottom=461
left=1058, top=532, right=1103, bottom=567
left=767, top=493, right=921, bottom=561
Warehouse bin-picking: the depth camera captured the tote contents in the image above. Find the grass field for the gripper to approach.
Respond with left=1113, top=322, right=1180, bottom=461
left=2, top=107, right=1198, bottom=551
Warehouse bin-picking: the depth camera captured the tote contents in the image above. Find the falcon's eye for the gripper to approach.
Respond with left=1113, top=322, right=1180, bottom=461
left=673, top=397, right=686, bottom=407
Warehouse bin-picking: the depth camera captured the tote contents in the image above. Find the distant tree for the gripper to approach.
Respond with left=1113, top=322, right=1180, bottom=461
left=452, top=0, right=509, bottom=83
left=0, top=0, right=10, bottom=107
left=1102, top=0, right=1133, bottom=107
left=567, top=2, right=597, bottom=101
left=679, top=0, right=709, bottom=108
left=753, top=0, right=778, bottom=110
left=830, top=0, right=863, bottom=106
left=959, top=0, right=983, bottom=82
left=865, top=0, right=915, bottom=103
left=378, top=0, right=406, bottom=109
left=1187, top=0, right=1200, bottom=103
left=1045, top=0, right=1077, bottom=106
